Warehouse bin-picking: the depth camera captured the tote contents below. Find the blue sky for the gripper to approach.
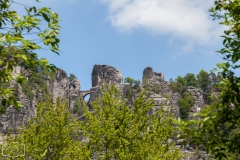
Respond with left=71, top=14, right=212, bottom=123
left=14, top=0, right=224, bottom=90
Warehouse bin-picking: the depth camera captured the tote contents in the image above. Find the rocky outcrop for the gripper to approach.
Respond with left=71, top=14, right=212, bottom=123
left=187, top=86, right=205, bottom=119
left=149, top=94, right=170, bottom=115
left=170, top=93, right=181, bottom=118
left=92, top=65, right=122, bottom=89
left=0, top=68, right=81, bottom=135
left=0, top=64, right=209, bottom=159
left=0, top=66, right=34, bottom=133
left=142, top=67, right=172, bottom=96
left=142, top=67, right=180, bottom=117
left=52, top=69, right=69, bottom=103
left=89, top=65, right=123, bottom=106
left=69, top=78, right=81, bottom=109
left=88, top=86, right=101, bottom=110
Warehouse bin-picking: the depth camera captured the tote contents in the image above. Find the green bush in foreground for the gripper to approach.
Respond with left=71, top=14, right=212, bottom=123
left=81, top=85, right=183, bottom=159
left=1, top=98, right=88, bottom=160
left=2, top=85, right=184, bottom=159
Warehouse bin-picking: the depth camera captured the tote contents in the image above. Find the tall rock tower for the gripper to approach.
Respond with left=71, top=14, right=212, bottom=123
left=142, top=67, right=180, bottom=118
left=88, top=65, right=123, bottom=108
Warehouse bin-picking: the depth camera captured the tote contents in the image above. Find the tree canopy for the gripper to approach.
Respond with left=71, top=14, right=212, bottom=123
left=176, top=0, right=240, bottom=159
left=1, top=85, right=184, bottom=159
left=0, top=0, right=60, bottom=112
left=80, top=85, right=183, bottom=159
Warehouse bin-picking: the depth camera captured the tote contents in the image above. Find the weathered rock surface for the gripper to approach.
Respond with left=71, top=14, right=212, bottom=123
left=142, top=67, right=180, bottom=117
left=0, top=64, right=208, bottom=159
left=187, top=86, right=205, bottom=119
left=170, top=93, right=181, bottom=118
left=89, top=65, right=123, bottom=107
left=142, top=67, right=172, bottom=96
left=69, top=78, right=81, bottom=109
left=0, top=68, right=80, bottom=135
left=149, top=94, right=170, bottom=115
left=92, top=64, right=122, bottom=89
left=52, top=69, right=69, bottom=103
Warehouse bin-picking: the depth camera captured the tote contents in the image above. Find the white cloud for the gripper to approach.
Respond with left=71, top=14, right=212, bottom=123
left=100, top=0, right=223, bottom=46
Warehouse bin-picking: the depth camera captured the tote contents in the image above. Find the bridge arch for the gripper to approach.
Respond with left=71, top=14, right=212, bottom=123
left=79, top=90, right=91, bottom=101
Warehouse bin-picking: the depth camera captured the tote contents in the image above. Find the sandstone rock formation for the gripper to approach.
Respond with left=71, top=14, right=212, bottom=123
left=52, top=69, right=69, bottom=103
left=142, top=67, right=172, bottom=96
left=0, top=64, right=208, bottom=159
left=142, top=67, right=180, bottom=118
left=187, top=86, right=205, bottom=119
left=92, top=64, right=122, bottom=88
left=69, top=78, right=81, bottom=109
left=89, top=65, right=123, bottom=105
left=170, top=93, right=181, bottom=118
left=0, top=68, right=80, bottom=135
left=149, top=94, right=170, bottom=115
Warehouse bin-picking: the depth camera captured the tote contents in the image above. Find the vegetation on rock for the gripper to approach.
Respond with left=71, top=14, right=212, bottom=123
left=1, top=85, right=184, bottom=159
left=170, top=70, right=222, bottom=120
left=178, top=92, right=195, bottom=120
left=124, top=77, right=142, bottom=104
left=80, top=84, right=183, bottom=159
left=1, top=98, right=86, bottom=159
left=72, top=98, right=84, bottom=116
left=68, top=73, right=77, bottom=82
left=0, top=0, right=60, bottom=113
left=176, top=0, right=240, bottom=159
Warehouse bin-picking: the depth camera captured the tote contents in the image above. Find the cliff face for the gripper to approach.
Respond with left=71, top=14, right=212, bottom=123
left=0, top=65, right=206, bottom=134
left=52, top=69, right=69, bottom=103
left=142, top=67, right=180, bottom=118
left=0, top=64, right=208, bottom=159
left=88, top=65, right=207, bottom=159
left=89, top=65, right=123, bottom=109
left=0, top=68, right=81, bottom=134
left=91, top=64, right=122, bottom=88
left=187, top=86, right=205, bottom=119
left=143, top=67, right=172, bottom=96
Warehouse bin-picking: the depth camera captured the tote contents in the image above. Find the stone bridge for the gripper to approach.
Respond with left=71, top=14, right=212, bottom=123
left=79, top=90, right=90, bottom=100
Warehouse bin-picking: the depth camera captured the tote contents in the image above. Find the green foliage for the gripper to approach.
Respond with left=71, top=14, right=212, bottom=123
left=124, top=77, right=141, bottom=90
left=81, top=84, right=183, bottom=159
left=196, top=69, right=211, bottom=94
left=73, top=98, right=84, bottom=116
left=124, top=77, right=135, bottom=86
left=68, top=73, right=76, bottom=82
left=171, top=75, right=187, bottom=95
left=155, top=83, right=161, bottom=93
left=21, top=64, right=52, bottom=106
left=0, top=0, right=60, bottom=112
left=178, top=92, right=195, bottom=120
left=1, top=98, right=87, bottom=159
left=184, top=73, right=198, bottom=87
left=171, top=71, right=221, bottom=103
left=1, top=85, right=184, bottom=159
left=124, top=77, right=142, bottom=104
left=176, top=1, right=240, bottom=159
